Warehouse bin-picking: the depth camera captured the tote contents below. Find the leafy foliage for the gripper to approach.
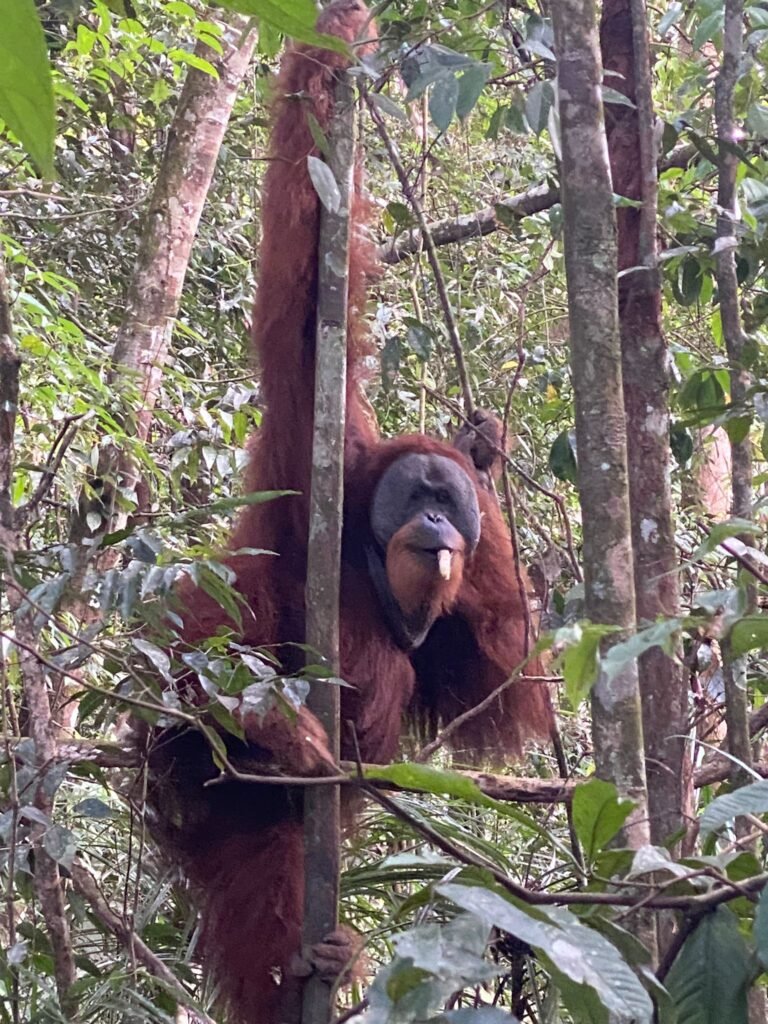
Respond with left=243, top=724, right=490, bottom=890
left=3, top=0, right=768, bottom=1022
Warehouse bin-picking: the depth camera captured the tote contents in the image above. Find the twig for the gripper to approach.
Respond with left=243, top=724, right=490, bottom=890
left=16, top=608, right=77, bottom=1007
left=15, top=414, right=84, bottom=528
left=422, top=383, right=581, bottom=581
left=362, top=780, right=768, bottom=910
left=17, top=734, right=768, bottom=800
left=365, top=94, right=474, bottom=414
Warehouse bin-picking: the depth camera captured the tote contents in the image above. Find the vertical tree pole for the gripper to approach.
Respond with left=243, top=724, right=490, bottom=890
left=551, top=0, right=651, bottom=847
left=302, top=71, right=355, bottom=1024
left=69, top=13, right=256, bottom=550
left=714, top=0, right=753, bottom=792
left=600, top=0, right=690, bottom=848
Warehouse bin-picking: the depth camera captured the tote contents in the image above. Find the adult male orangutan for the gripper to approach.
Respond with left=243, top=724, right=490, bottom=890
left=141, top=3, right=553, bottom=1020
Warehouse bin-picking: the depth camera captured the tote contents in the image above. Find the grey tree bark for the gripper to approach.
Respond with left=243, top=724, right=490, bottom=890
left=714, top=0, right=754, bottom=802
left=600, top=0, right=690, bottom=848
left=300, top=71, right=355, bottom=1024
left=70, top=13, right=256, bottom=546
left=551, top=0, right=650, bottom=847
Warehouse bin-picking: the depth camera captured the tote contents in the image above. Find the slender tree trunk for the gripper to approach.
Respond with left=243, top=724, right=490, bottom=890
left=0, top=254, right=77, bottom=1013
left=70, top=13, right=255, bottom=545
left=714, top=0, right=753, bottom=793
left=551, top=0, right=650, bottom=846
left=300, top=72, right=355, bottom=1024
left=600, top=0, right=690, bottom=847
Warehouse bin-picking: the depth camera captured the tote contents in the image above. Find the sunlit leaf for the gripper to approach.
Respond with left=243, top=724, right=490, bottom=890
left=0, top=0, right=55, bottom=177
left=700, top=778, right=768, bottom=839
left=307, top=155, right=340, bottom=213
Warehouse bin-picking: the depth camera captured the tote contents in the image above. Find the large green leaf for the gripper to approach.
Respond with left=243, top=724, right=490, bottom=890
left=212, top=0, right=347, bottom=52
left=754, top=885, right=768, bottom=971
left=363, top=914, right=498, bottom=1023
left=700, top=779, right=768, bottom=840
left=429, top=72, right=459, bottom=132
left=440, top=883, right=653, bottom=1024
left=571, top=778, right=634, bottom=862
left=666, top=908, right=751, bottom=1024
left=555, top=622, right=617, bottom=708
left=0, top=0, right=55, bottom=177
left=729, top=614, right=768, bottom=657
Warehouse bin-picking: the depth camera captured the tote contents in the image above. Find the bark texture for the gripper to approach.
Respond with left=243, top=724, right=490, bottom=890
left=600, top=0, right=689, bottom=846
left=715, top=0, right=754, bottom=794
left=300, top=71, right=355, bottom=1024
left=70, top=14, right=255, bottom=543
left=0, top=254, right=76, bottom=1011
left=552, top=0, right=650, bottom=844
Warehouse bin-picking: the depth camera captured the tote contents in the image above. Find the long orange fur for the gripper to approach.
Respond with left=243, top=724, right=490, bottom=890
left=145, top=4, right=553, bottom=1021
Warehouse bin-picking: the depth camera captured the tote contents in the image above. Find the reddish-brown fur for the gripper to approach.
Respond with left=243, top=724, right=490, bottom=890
left=144, top=4, right=553, bottom=1022
left=386, top=520, right=465, bottom=618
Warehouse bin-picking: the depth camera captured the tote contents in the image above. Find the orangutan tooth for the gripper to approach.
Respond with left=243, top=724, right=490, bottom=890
left=437, top=548, right=452, bottom=581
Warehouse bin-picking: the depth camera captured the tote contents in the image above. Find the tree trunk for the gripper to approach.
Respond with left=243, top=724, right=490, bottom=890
left=551, top=0, right=650, bottom=846
left=715, top=0, right=755, bottom=825
left=600, top=0, right=690, bottom=848
left=70, top=13, right=255, bottom=545
left=0, top=253, right=77, bottom=1014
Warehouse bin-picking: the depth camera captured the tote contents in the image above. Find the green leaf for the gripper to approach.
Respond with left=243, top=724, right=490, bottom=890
left=364, top=762, right=491, bottom=804
left=658, top=2, right=684, bottom=35
left=0, top=0, right=55, bottom=177
left=556, top=623, right=615, bottom=707
left=601, top=619, right=683, bottom=682
left=456, top=64, right=491, bottom=120
left=305, top=111, right=330, bottom=157
left=601, top=85, right=635, bottom=108
left=74, top=798, right=117, bottom=820
left=677, top=256, right=703, bottom=306
left=723, top=415, right=752, bottom=445
left=666, top=907, right=751, bottom=1024
left=439, top=883, right=653, bottom=1024
left=754, top=885, right=768, bottom=971
left=670, top=424, right=694, bottom=466
left=525, top=80, right=554, bottom=135
left=394, top=913, right=495, bottom=983
left=520, top=34, right=552, bottom=61
left=571, top=778, right=634, bottom=862
left=404, top=319, right=433, bottom=360
left=178, top=489, right=295, bottom=524
left=693, top=10, right=725, bottom=50
left=132, top=638, right=173, bottom=680
left=43, top=824, right=77, bottom=868
left=700, top=778, right=768, bottom=839
left=689, top=519, right=762, bottom=561
left=369, top=92, right=408, bottom=122
left=746, top=103, right=768, bottom=138
left=678, top=369, right=726, bottom=422
left=167, top=48, right=219, bottom=77
left=429, top=73, right=459, bottom=132
left=686, top=128, right=719, bottom=165
left=381, top=335, right=400, bottom=392
left=548, top=429, right=577, bottom=484
left=729, top=614, right=768, bottom=656
left=444, top=1010, right=517, bottom=1023
left=307, top=155, right=340, bottom=213
left=212, top=0, right=347, bottom=53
